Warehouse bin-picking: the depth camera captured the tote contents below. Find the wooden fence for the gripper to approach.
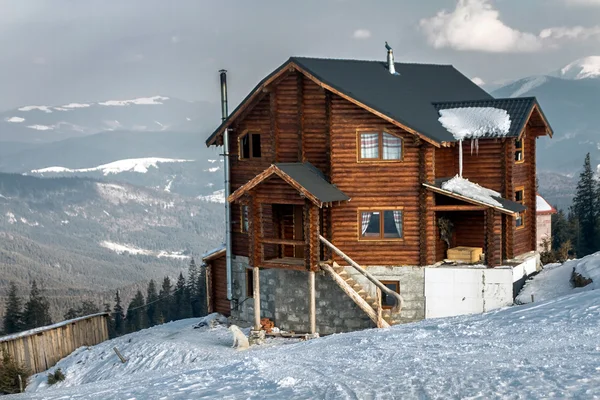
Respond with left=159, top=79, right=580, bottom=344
left=0, top=313, right=109, bottom=374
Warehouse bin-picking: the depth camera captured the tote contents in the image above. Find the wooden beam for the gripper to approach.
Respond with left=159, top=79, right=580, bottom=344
left=261, top=238, right=305, bottom=246
left=431, top=205, right=487, bottom=211
left=270, top=91, right=278, bottom=163
left=308, top=271, right=316, bottom=334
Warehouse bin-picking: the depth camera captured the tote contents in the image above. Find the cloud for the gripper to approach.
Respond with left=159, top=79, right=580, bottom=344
left=471, top=77, right=485, bottom=86
left=171, top=35, right=181, bottom=44
left=352, top=29, right=371, bottom=39
left=420, top=0, right=542, bottom=53
left=32, top=56, right=46, bottom=65
left=540, top=26, right=600, bottom=40
left=564, top=0, right=600, bottom=5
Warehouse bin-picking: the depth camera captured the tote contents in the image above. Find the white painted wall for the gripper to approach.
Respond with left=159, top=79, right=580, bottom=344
left=424, top=267, right=513, bottom=318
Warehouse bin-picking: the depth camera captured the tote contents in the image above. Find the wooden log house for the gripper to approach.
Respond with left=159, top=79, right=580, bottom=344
left=203, top=51, right=553, bottom=334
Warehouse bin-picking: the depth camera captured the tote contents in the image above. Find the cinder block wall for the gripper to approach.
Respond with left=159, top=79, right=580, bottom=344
left=229, top=256, right=373, bottom=334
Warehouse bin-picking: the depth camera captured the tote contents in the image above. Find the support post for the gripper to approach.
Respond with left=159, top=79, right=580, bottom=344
left=308, top=270, right=316, bottom=334
left=253, top=266, right=261, bottom=330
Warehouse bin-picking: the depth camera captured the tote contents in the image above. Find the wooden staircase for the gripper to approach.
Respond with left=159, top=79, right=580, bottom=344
left=318, top=236, right=404, bottom=329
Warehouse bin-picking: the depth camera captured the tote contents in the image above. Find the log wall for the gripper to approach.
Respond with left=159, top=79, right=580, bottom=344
left=513, top=127, right=537, bottom=256
left=329, top=94, right=424, bottom=266
left=207, top=255, right=230, bottom=316
left=0, top=313, right=109, bottom=375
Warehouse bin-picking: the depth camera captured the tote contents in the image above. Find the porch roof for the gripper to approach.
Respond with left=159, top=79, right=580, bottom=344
left=424, top=177, right=527, bottom=216
left=228, top=162, right=350, bottom=207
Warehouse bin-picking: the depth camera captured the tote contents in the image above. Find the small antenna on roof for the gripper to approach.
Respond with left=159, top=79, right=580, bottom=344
left=385, top=42, right=397, bottom=75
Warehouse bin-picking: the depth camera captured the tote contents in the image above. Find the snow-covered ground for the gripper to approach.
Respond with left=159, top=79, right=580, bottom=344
left=10, top=285, right=600, bottom=399
left=517, top=252, right=600, bottom=304
left=197, top=189, right=225, bottom=203
left=100, top=241, right=190, bottom=260
left=32, top=157, right=193, bottom=176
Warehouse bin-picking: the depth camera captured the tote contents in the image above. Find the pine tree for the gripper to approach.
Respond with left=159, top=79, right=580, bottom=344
left=22, top=280, right=52, bottom=330
left=572, top=153, right=598, bottom=256
left=158, top=277, right=172, bottom=323
left=146, top=279, right=159, bottom=327
left=172, top=273, right=191, bottom=320
left=113, top=291, right=126, bottom=336
left=197, top=264, right=208, bottom=316
left=126, top=290, right=146, bottom=332
left=104, top=303, right=116, bottom=339
left=2, top=282, right=24, bottom=335
left=551, top=210, right=569, bottom=251
left=187, top=258, right=200, bottom=317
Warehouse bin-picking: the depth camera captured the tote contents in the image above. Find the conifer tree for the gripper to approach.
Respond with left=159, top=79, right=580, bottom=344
left=172, top=273, right=191, bottom=320
left=104, top=303, right=116, bottom=339
left=158, top=277, right=172, bottom=323
left=187, top=258, right=200, bottom=317
left=126, top=290, right=146, bottom=332
left=22, top=280, right=52, bottom=330
left=572, top=153, right=598, bottom=256
left=146, top=279, right=159, bottom=327
left=197, top=264, right=207, bottom=316
left=113, top=290, right=126, bottom=336
left=2, top=282, right=24, bottom=335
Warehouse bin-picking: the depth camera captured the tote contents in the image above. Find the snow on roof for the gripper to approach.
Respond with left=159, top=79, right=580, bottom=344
left=441, top=175, right=502, bottom=208
left=536, top=194, right=556, bottom=214
left=438, top=107, right=511, bottom=140
left=0, top=313, right=108, bottom=343
left=202, top=244, right=226, bottom=261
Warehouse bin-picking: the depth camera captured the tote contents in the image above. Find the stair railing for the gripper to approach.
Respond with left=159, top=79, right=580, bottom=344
left=319, top=235, right=404, bottom=313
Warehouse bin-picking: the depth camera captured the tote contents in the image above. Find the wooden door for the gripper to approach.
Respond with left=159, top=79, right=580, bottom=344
left=294, top=205, right=305, bottom=258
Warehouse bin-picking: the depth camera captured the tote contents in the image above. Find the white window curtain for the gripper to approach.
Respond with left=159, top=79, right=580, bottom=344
left=392, top=210, right=403, bottom=237
left=383, top=133, right=402, bottom=160
left=361, top=133, right=379, bottom=159
left=361, top=212, right=372, bottom=235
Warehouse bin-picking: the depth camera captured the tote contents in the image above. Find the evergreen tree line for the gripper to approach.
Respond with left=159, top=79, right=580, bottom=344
left=2, top=258, right=207, bottom=338
left=1, top=280, right=52, bottom=335
left=545, top=153, right=600, bottom=262
left=107, top=257, right=208, bottom=337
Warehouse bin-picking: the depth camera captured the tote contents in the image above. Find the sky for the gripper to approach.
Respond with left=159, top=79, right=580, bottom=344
left=0, top=0, right=599, bottom=110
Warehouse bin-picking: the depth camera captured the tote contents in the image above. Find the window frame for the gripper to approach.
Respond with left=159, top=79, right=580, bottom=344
left=238, top=130, right=262, bottom=160
left=356, top=129, right=404, bottom=162
left=380, top=281, right=400, bottom=310
left=515, top=137, right=525, bottom=164
left=357, top=207, right=404, bottom=241
left=515, top=187, right=525, bottom=230
left=240, top=204, right=249, bottom=233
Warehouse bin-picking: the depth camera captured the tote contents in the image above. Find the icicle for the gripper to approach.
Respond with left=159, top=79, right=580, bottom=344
left=459, top=139, right=463, bottom=177
left=470, top=138, right=474, bottom=155
left=469, top=138, right=480, bottom=156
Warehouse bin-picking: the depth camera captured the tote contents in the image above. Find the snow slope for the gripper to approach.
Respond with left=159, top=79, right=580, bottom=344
left=15, top=291, right=600, bottom=399
left=558, top=56, right=600, bottom=80
left=31, top=158, right=193, bottom=176
left=517, top=252, right=600, bottom=304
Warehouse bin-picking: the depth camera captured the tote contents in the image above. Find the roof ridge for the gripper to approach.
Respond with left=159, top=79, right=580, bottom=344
left=290, top=56, right=453, bottom=67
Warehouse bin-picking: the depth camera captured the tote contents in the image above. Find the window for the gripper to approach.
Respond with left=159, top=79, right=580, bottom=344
left=515, top=188, right=525, bottom=229
left=240, top=205, right=249, bottom=233
left=359, top=131, right=402, bottom=161
left=360, top=210, right=403, bottom=240
left=246, top=269, right=254, bottom=298
left=515, top=138, right=524, bottom=163
left=239, top=132, right=262, bottom=159
left=380, top=281, right=400, bottom=309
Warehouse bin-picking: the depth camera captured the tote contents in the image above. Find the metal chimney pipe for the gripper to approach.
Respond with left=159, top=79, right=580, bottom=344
left=385, top=41, right=396, bottom=75
left=219, top=69, right=233, bottom=301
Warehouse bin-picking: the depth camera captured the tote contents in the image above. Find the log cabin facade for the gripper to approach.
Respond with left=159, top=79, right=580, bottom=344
left=204, top=54, right=553, bottom=334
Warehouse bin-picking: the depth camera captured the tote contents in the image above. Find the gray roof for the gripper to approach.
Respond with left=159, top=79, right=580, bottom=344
left=433, top=97, right=551, bottom=138
left=430, top=178, right=527, bottom=214
left=275, top=162, right=349, bottom=203
left=207, top=57, right=494, bottom=145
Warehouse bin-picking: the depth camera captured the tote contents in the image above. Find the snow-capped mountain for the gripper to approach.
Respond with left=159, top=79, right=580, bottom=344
left=0, top=95, right=218, bottom=143
left=492, top=56, right=600, bottom=178
left=553, top=56, right=600, bottom=80
left=31, top=157, right=194, bottom=176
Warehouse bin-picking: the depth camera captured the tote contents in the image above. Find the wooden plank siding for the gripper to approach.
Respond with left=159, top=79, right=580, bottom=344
left=329, top=94, right=423, bottom=266
left=0, top=314, right=109, bottom=375
left=208, top=255, right=230, bottom=316
left=513, top=126, right=537, bottom=256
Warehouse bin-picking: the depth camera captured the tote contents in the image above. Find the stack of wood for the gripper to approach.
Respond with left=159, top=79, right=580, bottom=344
left=260, top=318, right=275, bottom=333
